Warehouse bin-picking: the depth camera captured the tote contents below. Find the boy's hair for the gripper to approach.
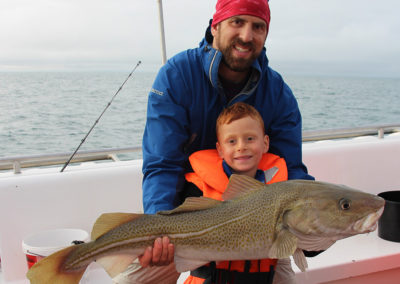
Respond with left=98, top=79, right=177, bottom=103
left=216, top=102, right=265, bottom=138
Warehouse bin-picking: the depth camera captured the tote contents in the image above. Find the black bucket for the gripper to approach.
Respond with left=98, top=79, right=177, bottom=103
left=378, top=191, right=400, bottom=242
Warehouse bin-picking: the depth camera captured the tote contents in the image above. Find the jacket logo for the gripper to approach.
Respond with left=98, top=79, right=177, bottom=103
left=150, top=88, right=164, bottom=96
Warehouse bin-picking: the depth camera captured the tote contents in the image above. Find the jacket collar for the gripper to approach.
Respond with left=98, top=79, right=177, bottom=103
left=222, top=160, right=266, bottom=183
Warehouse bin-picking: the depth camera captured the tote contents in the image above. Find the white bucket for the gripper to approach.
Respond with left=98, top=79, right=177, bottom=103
left=22, top=228, right=89, bottom=269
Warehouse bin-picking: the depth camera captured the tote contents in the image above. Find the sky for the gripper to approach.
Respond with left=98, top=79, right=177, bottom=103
left=1, top=0, right=399, bottom=77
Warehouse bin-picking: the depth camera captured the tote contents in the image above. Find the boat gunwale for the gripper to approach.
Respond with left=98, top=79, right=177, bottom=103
left=1, top=124, right=399, bottom=174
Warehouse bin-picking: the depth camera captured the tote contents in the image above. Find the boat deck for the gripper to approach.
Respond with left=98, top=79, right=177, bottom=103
left=1, top=133, right=400, bottom=283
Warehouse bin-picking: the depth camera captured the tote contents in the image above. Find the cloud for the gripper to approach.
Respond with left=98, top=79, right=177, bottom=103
left=0, top=0, right=399, bottom=76
left=267, top=0, right=400, bottom=76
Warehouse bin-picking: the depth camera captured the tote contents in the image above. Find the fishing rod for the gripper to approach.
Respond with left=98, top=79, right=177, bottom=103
left=60, top=61, right=141, bottom=172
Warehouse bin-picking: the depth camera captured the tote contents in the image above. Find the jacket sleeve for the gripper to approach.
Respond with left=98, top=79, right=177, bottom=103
left=142, top=63, right=190, bottom=214
left=268, top=80, right=314, bottom=181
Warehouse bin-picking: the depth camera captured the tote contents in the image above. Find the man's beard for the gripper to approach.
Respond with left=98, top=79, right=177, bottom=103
left=219, top=38, right=259, bottom=72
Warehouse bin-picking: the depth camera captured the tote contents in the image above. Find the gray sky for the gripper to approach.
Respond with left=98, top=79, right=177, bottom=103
left=1, top=0, right=399, bottom=77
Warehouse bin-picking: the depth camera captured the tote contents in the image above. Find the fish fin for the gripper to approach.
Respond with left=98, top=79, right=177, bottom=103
left=222, top=174, right=265, bottom=201
left=174, top=255, right=209, bottom=272
left=91, top=212, right=142, bottom=240
left=27, top=245, right=86, bottom=284
left=269, top=229, right=297, bottom=259
left=293, top=248, right=308, bottom=272
left=96, top=254, right=137, bottom=278
left=296, top=235, right=337, bottom=251
left=157, top=197, right=222, bottom=215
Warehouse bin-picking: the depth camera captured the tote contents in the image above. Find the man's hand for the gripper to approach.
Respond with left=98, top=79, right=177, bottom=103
left=138, top=236, right=175, bottom=267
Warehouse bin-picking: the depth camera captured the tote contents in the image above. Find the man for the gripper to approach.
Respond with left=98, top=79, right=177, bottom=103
left=139, top=0, right=313, bottom=276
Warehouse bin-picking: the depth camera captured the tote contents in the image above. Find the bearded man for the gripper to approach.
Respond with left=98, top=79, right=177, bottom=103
left=135, top=0, right=314, bottom=283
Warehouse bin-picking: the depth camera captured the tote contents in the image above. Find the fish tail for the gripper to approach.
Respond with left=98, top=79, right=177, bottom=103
left=26, top=245, right=86, bottom=284
left=91, top=212, right=145, bottom=277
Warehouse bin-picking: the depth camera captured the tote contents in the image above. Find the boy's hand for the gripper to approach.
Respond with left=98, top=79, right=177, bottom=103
left=138, top=236, right=175, bottom=267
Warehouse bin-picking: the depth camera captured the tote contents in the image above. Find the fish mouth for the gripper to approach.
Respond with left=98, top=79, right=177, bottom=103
left=353, top=206, right=384, bottom=232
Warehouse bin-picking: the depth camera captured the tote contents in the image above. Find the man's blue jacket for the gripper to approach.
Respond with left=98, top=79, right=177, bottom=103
left=142, top=37, right=313, bottom=214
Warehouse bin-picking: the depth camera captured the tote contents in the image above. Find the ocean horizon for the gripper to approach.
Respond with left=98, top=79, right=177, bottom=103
left=1, top=71, right=399, bottom=159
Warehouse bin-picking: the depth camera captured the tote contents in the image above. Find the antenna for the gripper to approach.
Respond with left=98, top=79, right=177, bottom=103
left=60, top=61, right=141, bottom=172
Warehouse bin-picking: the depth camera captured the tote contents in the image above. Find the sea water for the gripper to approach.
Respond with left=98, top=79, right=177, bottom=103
left=1, top=71, right=399, bottom=159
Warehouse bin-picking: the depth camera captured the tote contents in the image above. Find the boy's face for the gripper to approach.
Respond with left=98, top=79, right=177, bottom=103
left=216, top=116, right=269, bottom=177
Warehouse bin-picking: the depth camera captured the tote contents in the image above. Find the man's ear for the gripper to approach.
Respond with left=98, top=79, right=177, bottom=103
left=211, top=24, right=218, bottom=37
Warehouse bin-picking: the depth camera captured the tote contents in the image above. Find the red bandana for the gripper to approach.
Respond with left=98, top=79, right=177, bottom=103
left=211, top=0, right=271, bottom=28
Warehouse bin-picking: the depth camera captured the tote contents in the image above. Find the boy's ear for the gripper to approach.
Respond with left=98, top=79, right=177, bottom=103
left=216, top=142, right=224, bottom=158
left=263, top=135, right=270, bottom=153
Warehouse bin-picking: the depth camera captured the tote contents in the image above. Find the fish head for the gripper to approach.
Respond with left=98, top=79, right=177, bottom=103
left=282, top=180, right=385, bottom=245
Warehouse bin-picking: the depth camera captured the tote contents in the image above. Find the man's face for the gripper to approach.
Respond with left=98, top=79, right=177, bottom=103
left=211, top=15, right=268, bottom=72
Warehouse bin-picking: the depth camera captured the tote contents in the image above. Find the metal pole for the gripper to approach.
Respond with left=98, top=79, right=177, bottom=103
left=157, top=0, right=167, bottom=64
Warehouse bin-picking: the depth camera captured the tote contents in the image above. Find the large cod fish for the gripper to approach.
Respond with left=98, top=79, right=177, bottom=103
left=27, top=175, right=384, bottom=283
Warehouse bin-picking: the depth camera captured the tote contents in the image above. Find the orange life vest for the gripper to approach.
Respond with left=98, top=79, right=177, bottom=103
left=183, top=149, right=288, bottom=284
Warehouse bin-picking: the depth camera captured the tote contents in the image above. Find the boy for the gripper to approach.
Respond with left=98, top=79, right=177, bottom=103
left=183, top=102, right=294, bottom=284
left=118, top=102, right=296, bottom=283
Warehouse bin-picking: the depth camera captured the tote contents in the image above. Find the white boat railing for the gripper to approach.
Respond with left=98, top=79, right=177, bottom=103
left=1, top=124, right=399, bottom=174
left=302, top=123, right=400, bottom=141
left=0, top=147, right=141, bottom=174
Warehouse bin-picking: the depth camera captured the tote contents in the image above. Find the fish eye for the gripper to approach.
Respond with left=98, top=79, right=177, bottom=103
left=339, top=198, right=351, bottom=210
